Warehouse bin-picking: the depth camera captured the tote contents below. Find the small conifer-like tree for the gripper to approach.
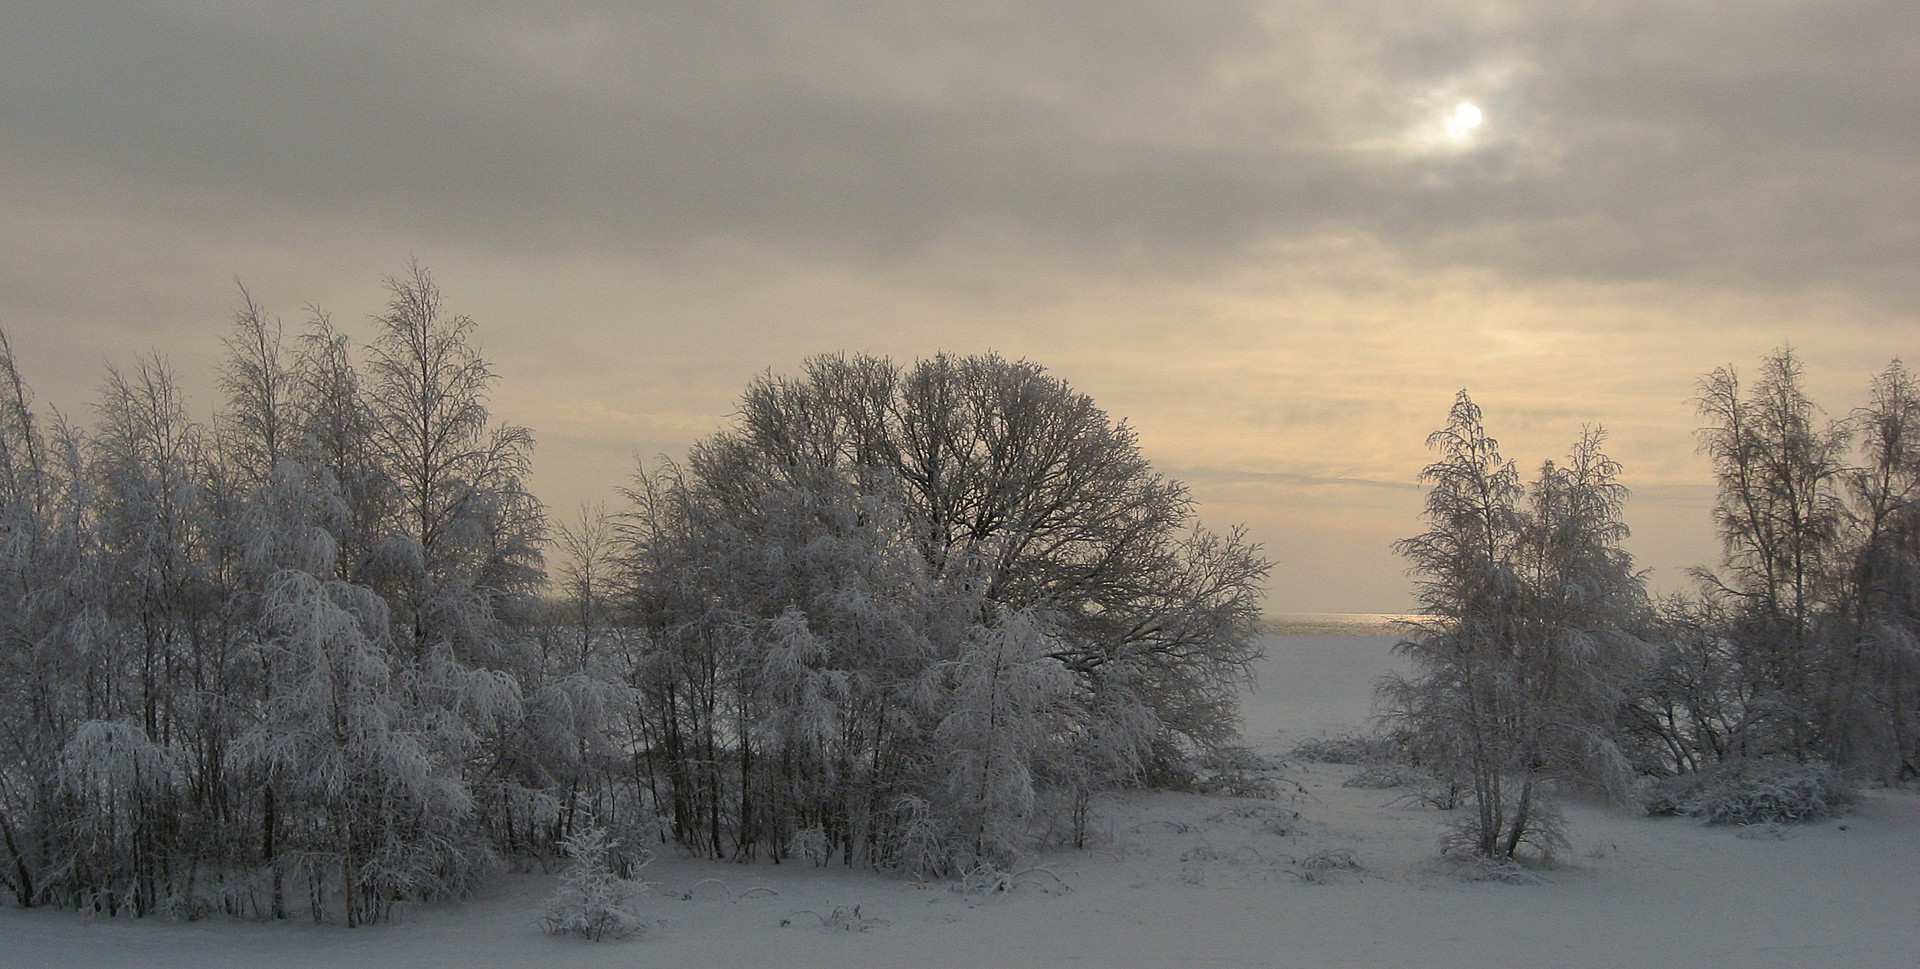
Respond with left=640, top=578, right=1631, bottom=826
left=543, top=825, right=649, bottom=941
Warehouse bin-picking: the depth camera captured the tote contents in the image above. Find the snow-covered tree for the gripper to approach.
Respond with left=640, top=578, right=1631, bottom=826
left=82, top=356, right=236, bottom=903
left=618, top=353, right=1263, bottom=870
left=693, top=353, right=1266, bottom=755
left=542, top=824, right=650, bottom=941
left=91, top=356, right=216, bottom=745
left=1501, top=429, right=1650, bottom=834
left=935, top=609, right=1074, bottom=870
left=1383, top=393, right=1647, bottom=860
left=208, top=293, right=315, bottom=918
left=51, top=719, right=179, bottom=915
left=1638, top=351, right=1919, bottom=780
left=1832, top=360, right=1920, bottom=777
left=0, top=332, right=96, bottom=908
left=621, top=462, right=946, bottom=864
left=216, top=288, right=299, bottom=493
left=237, top=569, right=489, bottom=925
left=1692, top=348, right=1848, bottom=758
left=363, top=262, right=543, bottom=654
left=359, top=264, right=571, bottom=861
left=553, top=503, right=620, bottom=673
left=0, top=269, right=578, bottom=921
left=506, top=512, right=644, bottom=856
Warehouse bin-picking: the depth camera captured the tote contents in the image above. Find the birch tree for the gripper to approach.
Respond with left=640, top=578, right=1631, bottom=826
left=1383, top=393, right=1647, bottom=859
left=1632, top=353, right=1920, bottom=781
left=1831, top=360, right=1920, bottom=776
left=363, top=261, right=544, bottom=660
left=0, top=268, right=567, bottom=920
left=0, top=331, right=87, bottom=907
left=936, top=609, right=1073, bottom=870
left=1692, top=348, right=1847, bottom=758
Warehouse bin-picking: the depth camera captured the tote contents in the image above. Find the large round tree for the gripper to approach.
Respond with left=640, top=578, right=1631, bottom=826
left=620, top=352, right=1267, bottom=869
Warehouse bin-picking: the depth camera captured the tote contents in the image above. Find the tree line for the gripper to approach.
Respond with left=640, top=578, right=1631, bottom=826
left=1, top=265, right=1909, bottom=914
left=1385, top=350, right=1919, bottom=860
left=0, top=267, right=563, bottom=922
left=0, top=268, right=1268, bottom=921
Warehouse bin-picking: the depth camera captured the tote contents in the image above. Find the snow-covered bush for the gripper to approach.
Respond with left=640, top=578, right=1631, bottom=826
left=1342, top=764, right=1429, bottom=790
left=881, top=795, right=956, bottom=880
left=1288, top=847, right=1366, bottom=884
left=785, top=826, right=832, bottom=866
left=1189, top=745, right=1282, bottom=798
left=1441, top=799, right=1568, bottom=862
left=1289, top=733, right=1399, bottom=765
left=782, top=903, right=888, bottom=932
left=1644, top=759, right=1855, bottom=825
left=543, top=826, right=651, bottom=942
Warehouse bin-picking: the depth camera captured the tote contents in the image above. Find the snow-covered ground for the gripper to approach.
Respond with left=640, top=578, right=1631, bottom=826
left=7, top=634, right=1917, bottom=968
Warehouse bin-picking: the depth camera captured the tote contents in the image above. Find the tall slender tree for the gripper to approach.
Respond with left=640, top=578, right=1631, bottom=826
left=362, top=261, right=543, bottom=659
left=1692, top=349, right=1847, bottom=757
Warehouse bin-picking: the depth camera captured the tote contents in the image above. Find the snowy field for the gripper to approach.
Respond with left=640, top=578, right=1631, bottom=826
left=6, top=633, right=1916, bottom=969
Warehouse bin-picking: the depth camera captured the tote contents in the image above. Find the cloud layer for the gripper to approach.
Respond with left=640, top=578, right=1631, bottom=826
left=2, top=1, right=1913, bottom=610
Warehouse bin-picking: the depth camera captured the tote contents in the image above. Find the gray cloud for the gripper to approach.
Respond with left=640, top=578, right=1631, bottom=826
left=5, top=1, right=1909, bottom=302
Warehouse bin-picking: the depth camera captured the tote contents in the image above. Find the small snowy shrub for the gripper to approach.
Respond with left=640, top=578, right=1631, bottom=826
left=1288, top=847, right=1367, bottom=884
left=1191, top=745, right=1281, bottom=797
left=1453, top=856, right=1555, bottom=885
left=951, top=863, right=1070, bottom=898
left=787, top=825, right=832, bottom=866
left=1645, top=759, right=1855, bottom=825
left=882, top=795, right=955, bottom=879
left=1342, top=764, right=1427, bottom=790
left=1289, top=733, right=1399, bottom=765
left=1261, top=815, right=1301, bottom=837
left=782, top=904, right=888, bottom=932
left=543, top=826, right=650, bottom=941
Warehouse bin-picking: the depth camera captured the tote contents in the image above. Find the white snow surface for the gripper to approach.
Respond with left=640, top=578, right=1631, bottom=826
left=6, top=634, right=1916, bottom=968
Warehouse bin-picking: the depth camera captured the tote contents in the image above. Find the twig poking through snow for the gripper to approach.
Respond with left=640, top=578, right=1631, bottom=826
left=781, top=904, right=889, bottom=932
left=670, top=878, right=779, bottom=902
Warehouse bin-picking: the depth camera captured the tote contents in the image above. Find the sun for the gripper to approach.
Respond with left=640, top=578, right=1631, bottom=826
left=1444, top=101, right=1484, bottom=140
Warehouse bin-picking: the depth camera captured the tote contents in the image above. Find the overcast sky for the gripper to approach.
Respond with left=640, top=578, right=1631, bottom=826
left=2, top=1, right=1913, bottom=612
